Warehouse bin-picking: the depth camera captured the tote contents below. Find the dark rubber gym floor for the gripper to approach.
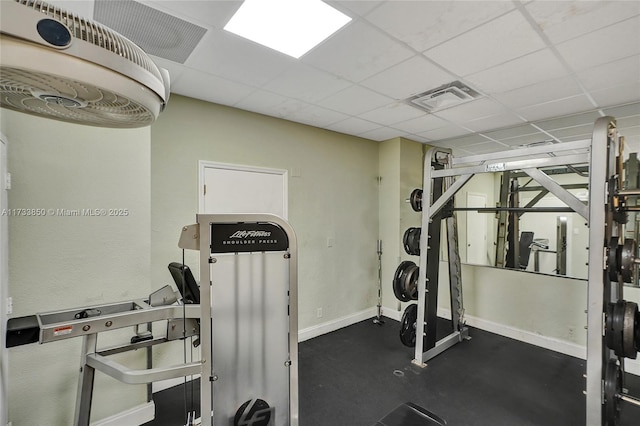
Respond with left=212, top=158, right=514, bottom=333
left=144, top=318, right=640, bottom=426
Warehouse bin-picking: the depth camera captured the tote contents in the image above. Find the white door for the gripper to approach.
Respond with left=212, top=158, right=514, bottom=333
left=199, top=162, right=288, bottom=218
left=466, top=192, right=488, bottom=265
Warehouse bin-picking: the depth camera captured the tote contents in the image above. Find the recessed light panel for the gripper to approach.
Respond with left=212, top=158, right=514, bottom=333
left=224, top=0, right=351, bottom=59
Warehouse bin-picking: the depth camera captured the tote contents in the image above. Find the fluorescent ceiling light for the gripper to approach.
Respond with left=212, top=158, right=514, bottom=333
left=224, top=0, right=351, bottom=59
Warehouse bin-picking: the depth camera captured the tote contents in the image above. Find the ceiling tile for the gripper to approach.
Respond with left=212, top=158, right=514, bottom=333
left=459, top=141, right=509, bottom=155
left=465, top=49, right=568, bottom=94
left=360, top=56, right=455, bottom=99
left=525, top=0, right=640, bottom=45
left=171, top=69, right=255, bottom=106
left=604, top=103, right=640, bottom=119
left=546, top=124, right=595, bottom=141
left=590, top=83, right=640, bottom=109
left=424, top=10, right=546, bottom=76
left=534, top=110, right=602, bottom=131
left=464, top=113, right=526, bottom=133
left=302, top=20, right=413, bottom=82
left=358, top=102, right=425, bottom=126
left=284, top=105, right=349, bottom=128
left=391, top=114, right=449, bottom=134
left=492, top=76, right=583, bottom=110
left=327, top=117, right=381, bottom=135
left=185, top=31, right=296, bottom=87
left=416, top=125, right=471, bottom=142
left=576, top=55, right=640, bottom=92
left=262, top=62, right=351, bottom=103
left=432, top=98, right=507, bottom=122
left=327, top=0, right=382, bottom=17
left=482, top=124, right=541, bottom=141
left=516, top=95, right=595, bottom=122
left=143, top=0, right=242, bottom=29
left=358, top=126, right=404, bottom=141
left=434, top=134, right=494, bottom=149
left=365, top=1, right=514, bottom=52
left=317, top=85, right=392, bottom=116
left=556, top=16, right=640, bottom=72
left=233, top=90, right=292, bottom=116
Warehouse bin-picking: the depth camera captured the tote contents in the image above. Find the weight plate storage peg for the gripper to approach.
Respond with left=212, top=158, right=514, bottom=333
left=399, top=303, right=418, bottom=347
left=606, top=300, right=639, bottom=359
left=392, top=261, right=419, bottom=302
left=604, top=359, right=623, bottom=426
left=410, top=188, right=423, bottom=212
left=403, top=227, right=421, bottom=256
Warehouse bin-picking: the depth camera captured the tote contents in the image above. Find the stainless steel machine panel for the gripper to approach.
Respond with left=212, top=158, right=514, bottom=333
left=210, top=251, right=291, bottom=425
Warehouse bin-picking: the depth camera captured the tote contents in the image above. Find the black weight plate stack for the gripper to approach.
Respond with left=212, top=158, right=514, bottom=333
left=410, top=188, right=423, bottom=212
left=403, top=227, right=421, bottom=256
left=604, top=359, right=622, bottom=426
left=392, top=261, right=419, bottom=302
left=608, top=237, right=620, bottom=282
left=400, top=304, right=417, bottom=347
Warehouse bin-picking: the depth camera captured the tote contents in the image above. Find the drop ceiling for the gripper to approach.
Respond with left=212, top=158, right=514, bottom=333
left=50, top=0, right=640, bottom=154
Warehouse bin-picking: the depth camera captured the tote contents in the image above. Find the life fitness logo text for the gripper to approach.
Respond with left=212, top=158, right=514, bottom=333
left=233, top=399, right=273, bottom=426
left=229, top=230, right=272, bottom=239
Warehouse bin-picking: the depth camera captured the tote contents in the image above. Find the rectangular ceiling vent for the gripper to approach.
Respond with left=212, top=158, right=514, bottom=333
left=407, top=80, right=481, bottom=113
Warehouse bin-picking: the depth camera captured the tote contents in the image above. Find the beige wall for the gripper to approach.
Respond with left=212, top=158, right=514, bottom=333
left=1, top=109, right=151, bottom=424
left=150, top=95, right=380, bottom=333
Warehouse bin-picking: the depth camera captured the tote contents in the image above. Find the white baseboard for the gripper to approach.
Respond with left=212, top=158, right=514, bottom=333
left=298, top=307, right=377, bottom=342
left=91, top=401, right=155, bottom=426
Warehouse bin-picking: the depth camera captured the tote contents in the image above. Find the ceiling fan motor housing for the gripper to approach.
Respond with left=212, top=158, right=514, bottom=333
left=0, top=0, right=170, bottom=128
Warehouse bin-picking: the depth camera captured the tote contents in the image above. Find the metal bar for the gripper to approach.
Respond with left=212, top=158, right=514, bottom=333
left=74, top=334, right=97, bottom=426
left=414, top=147, right=440, bottom=366
left=424, top=171, right=444, bottom=352
left=619, top=393, right=640, bottom=408
left=86, top=353, right=202, bottom=385
left=586, top=116, right=616, bottom=426
left=421, top=329, right=469, bottom=363
left=495, top=172, right=510, bottom=268
left=97, top=338, right=169, bottom=357
left=428, top=174, right=473, bottom=219
left=519, top=183, right=588, bottom=192
left=453, top=207, right=574, bottom=213
left=452, top=139, right=591, bottom=166
left=434, top=153, right=589, bottom=179
left=522, top=167, right=589, bottom=220
left=557, top=217, right=568, bottom=276
left=38, top=304, right=200, bottom=344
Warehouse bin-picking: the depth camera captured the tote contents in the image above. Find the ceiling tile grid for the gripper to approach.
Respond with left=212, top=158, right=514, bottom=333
left=37, top=0, right=640, bottom=152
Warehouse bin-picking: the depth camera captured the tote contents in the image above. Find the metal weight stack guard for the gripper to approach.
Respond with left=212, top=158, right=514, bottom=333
left=5, top=213, right=298, bottom=426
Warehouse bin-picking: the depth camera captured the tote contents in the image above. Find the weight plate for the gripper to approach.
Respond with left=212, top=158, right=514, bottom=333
left=608, top=237, right=620, bottom=282
left=620, top=239, right=637, bottom=283
left=410, top=188, right=423, bottom=212
left=392, top=261, right=419, bottom=302
left=400, top=303, right=417, bottom=347
left=604, top=359, right=622, bottom=426
left=403, top=227, right=421, bottom=256
left=606, top=301, right=639, bottom=359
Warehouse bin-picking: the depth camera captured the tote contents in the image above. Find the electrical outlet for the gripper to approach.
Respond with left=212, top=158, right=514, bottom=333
left=317, top=308, right=322, bottom=318
left=327, top=237, right=335, bottom=247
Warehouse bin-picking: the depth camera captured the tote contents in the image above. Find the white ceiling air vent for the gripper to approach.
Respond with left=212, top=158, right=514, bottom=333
left=0, top=0, right=169, bottom=128
left=407, top=81, right=481, bottom=113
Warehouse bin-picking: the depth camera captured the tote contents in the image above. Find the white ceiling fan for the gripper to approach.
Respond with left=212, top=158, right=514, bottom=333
left=0, top=0, right=169, bottom=128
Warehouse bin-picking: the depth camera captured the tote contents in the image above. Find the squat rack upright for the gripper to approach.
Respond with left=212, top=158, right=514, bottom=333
left=415, top=116, right=637, bottom=425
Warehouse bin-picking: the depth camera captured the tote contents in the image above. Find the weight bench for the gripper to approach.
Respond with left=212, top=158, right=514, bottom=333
left=374, top=402, right=446, bottom=426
